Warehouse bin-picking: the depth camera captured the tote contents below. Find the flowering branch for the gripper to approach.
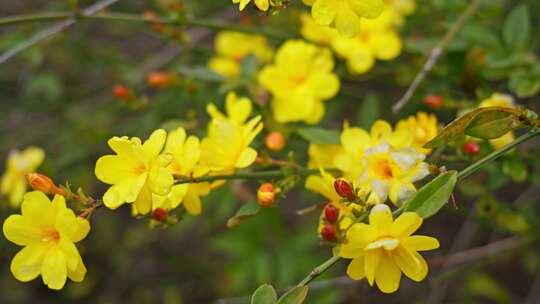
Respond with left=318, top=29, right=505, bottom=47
left=292, top=127, right=540, bottom=289
left=0, top=12, right=292, bottom=40
left=392, top=0, right=482, bottom=113
left=174, top=168, right=335, bottom=184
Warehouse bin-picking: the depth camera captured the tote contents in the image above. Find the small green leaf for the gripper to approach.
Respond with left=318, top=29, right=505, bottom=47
left=226, top=202, right=261, bottom=228
left=465, top=109, right=516, bottom=139
left=509, top=66, right=540, bottom=98
left=502, top=4, right=530, bottom=51
left=424, top=107, right=519, bottom=148
left=277, top=286, right=309, bottom=304
left=403, top=171, right=458, bottom=218
left=296, top=127, right=340, bottom=145
left=251, top=284, right=277, bottom=304
left=502, top=158, right=528, bottom=183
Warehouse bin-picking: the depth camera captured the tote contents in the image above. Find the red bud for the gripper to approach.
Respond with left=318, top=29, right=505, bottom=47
left=423, top=95, right=444, bottom=109
left=113, top=84, right=133, bottom=100
left=324, top=204, right=339, bottom=223
left=320, top=224, right=337, bottom=242
left=333, top=179, right=356, bottom=201
left=462, top=141, right=480, bottom=156
left=152, top=208, right=168, bottom=222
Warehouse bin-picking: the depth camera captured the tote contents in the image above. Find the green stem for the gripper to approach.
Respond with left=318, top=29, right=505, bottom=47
left=0, top=12, right=291, bottom=39
left=175, top=168, right=329, bottom=184
left=295, top=128, right=540, bottom=289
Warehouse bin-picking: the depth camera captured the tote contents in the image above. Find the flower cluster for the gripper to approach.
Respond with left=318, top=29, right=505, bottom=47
left=208, top=31, right=274, bottom=79
left=301, top=0, right=416, bottom=74
left=95, top=92, right=263, bottom=216
left=258, top=40, right=340, bottom=124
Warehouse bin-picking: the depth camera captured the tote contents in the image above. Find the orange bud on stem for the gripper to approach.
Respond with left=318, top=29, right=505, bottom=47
left=147, top=71, right=173, bottom=89
left=320, top=224, right=337, bottom=242
left=333, top=178, right=356, bottom=201
left=257, top=183, right=276, bottom=207
left=152, top=208, right=168, bottom=222
left=265, top=132, right=286, bottom=151
left=113, top=84, right=134, bottom=100
left=423, top=95, right=444, bottom=109
left=25, top=173, right=65, bottom=196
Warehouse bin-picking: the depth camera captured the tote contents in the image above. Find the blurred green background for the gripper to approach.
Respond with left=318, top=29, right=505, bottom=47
left=1, top=0, right=540, bottom=303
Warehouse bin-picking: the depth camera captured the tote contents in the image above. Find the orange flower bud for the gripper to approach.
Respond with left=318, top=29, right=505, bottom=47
left=152, top=208, right=168, bottom=222
left=423, top=95, right=444, bottom=109
left=265, top=132, right=286, bottom=151
left=320, top=224, right=337, bottom=242
left=25, top=173, right=65, bottom=195
left=333, top=178, right=356, bottom=201
left=257, top=183, right=276, bottom=207
left=113, top=84, right=133, bottom=100
left=147, top=71, right=173, bottom=89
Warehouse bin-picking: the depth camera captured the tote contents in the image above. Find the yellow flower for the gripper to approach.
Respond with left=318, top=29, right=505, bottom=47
left=3, top=192, right=90, bottom=290
left=357, top=142, right=429, bottom=205
left=331, top=11, right=402, bottom=74
left=208, top=31, right=274, bottom=78
left=478, top=93, right=516, bottom=149
left=232, top=0, right=269, bottom=11
left=201, top=92, right=263, bottom=173
left=95, top=129, right=174, bottom=215
left=1, top=147, right=45, bottom=208
left=305, top=0, right=384, bottom=38
left=258, top=40, right=340, bottom=124
left=155, top=127, right=211, bottom=216
left=339, top=204, right=439, bottom=293
left=307, top=144, right=344, bottom=168
left=395, top=112, right=438, bottom=154
left=300, top=13, right=339, bottom=46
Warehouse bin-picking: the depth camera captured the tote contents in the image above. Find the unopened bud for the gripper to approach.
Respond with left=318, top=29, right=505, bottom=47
left=324, top=204, right=340, bottom=223
left=113, top=84, right=134, bottom=100
left=257, top=183, right=276, bottom=207
left=152, top=208, right=168, bottom=222
left=320, top=224, right=337, bottom=242
left=142, top=11, right=165, bottom=32
left=423, top=95, right=444, bottom=109
left=333, top=178, right=356, bottom=201
left=147, top=71, right=173, bottom=89
left=265, top=132, right=286, bottom=151
left=25, top=173, right=65, bottom=195
left=462, top=141, right=480, bottom=156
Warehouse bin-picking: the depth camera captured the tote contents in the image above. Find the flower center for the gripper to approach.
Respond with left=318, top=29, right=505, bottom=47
left=365, top=237, right=400, bottom=251
left=134, top=163, right=148, bottom=175
left=42, top=228, right=60, bottom=243
left=373, top=159, right=394, bottom=180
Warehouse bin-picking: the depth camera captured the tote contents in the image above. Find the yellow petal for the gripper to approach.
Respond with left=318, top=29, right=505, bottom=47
left=364, top=249, right=381, bottom=285
left=226, top=92, right=252, bottom=124
left=402, top=235, right=440, bottom=251
left=8, top=179, right=27, bottom=207
left=347, top=257, right=366, bottom=280
left=235, top=148, right=257, bottom=168
left=3, top=215, right=42, bottom=246
left=348, top=0, right=384, bottom=18
left=134, top=184, right=152, bottom=215
left=59, top=238, right=80, bottom=270
left=335, top=4, right=361, bottom=38
left=94, top=155, right=141, bottom=184
left=391, top=212, right=422, bottom=238
left=41, top=249, right=67, bottom=290
left=307, top=72, right=340, bottom=99
left=102, top=174, right=147, bottom=209
left=347, top=223, right=377, bottom=247
left=254, top=0, right=269, bottom=10
left=148, top=166, right=174, bottom=196
left=341, top=127, right=371, bottom=155
left=67, top=251, right=87, bottom=283
left=374, top=254, right=401, bottom=293
left=21, top=191, right=55, bottom=228
left=183, top=189, right=202, bottom=215
left=393, top=246, right=427, bottom=282
left=371, top=31, right=402, bottom=60
left=369, top=204, right=392, bottom=235
left=10, top=244, right=47, bottom=282
left=312, top=0, right=337, bottom=25
left=21, top=147, right=46, bottom=169
left=142, top=129, right=167, bottom=159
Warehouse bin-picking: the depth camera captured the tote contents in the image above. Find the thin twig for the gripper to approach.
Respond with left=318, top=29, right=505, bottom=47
left=0, top=0, right=119, bottom=65
left=392, top=0, right=481, bottom=113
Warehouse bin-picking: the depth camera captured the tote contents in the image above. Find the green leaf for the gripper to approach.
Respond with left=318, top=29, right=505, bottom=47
left=251, top=284, right=277, bottom=304
left=502, top=4, right=530, bottom=51
left=357, top=94, right=379, bottom=129
left=509, top=66, right=540, bottom=98
left=226, top=202, right=261, bottom=228
left=424, top=107, right=519, bottom=148
left=277, top=286, right=309, bottom=304
left=502, top=158, right=528, bottom=183
left=403, top=171, right=458, bottom=218
left=296, top=127, right=340, bottom=145
left=465, top=109, right=516, bottom=139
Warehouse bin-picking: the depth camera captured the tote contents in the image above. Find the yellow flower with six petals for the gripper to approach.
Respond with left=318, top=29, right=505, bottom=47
left=258, top=40, right=340, bottom=124
left=339, top=204, right=439, bottom=293
left=95, top=129, right=174, bottom=215
left=1, top=147, right=45, bottom=208
left=3, top=192, right=90, bottom=290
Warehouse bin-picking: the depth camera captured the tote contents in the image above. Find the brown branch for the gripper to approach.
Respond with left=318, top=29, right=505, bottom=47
left=392, top=0, right=481, bottom=113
